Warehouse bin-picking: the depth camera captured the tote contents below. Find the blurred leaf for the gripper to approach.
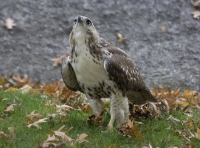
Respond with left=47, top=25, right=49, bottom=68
left=196, top=128, right=200, bottom=140
left=52, top=53, right=68, bottom=67
left=76, top=133, right=88, bottom=144
left=192, top=11, right=200, bottom=19
left=27, top=118, right=47, bottom=129
left=4, top=103, right=16, bottom=112
left=8, top=127, right=16, bottom=140
left=26, top=110, right=43, bottom=122
left=4, top=18, right=16, bottom=30
left=53, top=125, right=73, bottom=143
left=117, top=33, right=125, bottom=43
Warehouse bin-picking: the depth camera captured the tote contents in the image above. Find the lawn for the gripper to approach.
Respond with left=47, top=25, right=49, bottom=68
left=0, top=89, right=200, bottom=148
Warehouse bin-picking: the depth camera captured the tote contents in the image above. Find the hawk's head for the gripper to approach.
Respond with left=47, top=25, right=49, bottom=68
left=70, top=16, right=99, bottom=45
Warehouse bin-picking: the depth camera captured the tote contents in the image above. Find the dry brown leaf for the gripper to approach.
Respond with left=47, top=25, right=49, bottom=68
left=86, top=111, right=104, bottom=126
left=4, top=18, right=16, bottom=30
left=192, top=10, right=200, bottom=19
left=53, top=125, right=73, bottom=143
left=12, top=74, right=32, bottom=88
left=26, top=110, right=43, bottom=122
left=117, top=33, right=125, bottom=43
left=56, top=104, right=74, bottom=113
left=47, top=113, right=57, bottom=118
left=52, top=54, right=68, bottom=67
left=76, top=133, right=88, bottom=144
left=196, top=127, right=200, bottom=140
left=20, top=85, right=32, bottom=94
left=41, top=81, right=63, bottom=98
left=161, top=26, right=167, bottom=32
left=0, top=131, right=9, bottom=140
left=79, top=103, right=92, bottom=113
left=191, top=0, right=200, bottom=8
left=8, top=127, right=16, bottom=139
left=119, top=120, right=143, bottom=140
left=42, top=135, right=60, bottom=148
left=182, top=119, right=195, bottom=127
left=44, top=100, right=56, bottom=107
left=13, top=74, right=29, bottom=83
left=4, top=103, right=16, bottom=112
left=27, top=118, right=47, bottom=129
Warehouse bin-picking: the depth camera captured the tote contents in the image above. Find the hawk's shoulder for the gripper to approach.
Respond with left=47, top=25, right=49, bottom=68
left=99, top=38, right=147, bottom=91
left=98, top=38, right=127, bottom=57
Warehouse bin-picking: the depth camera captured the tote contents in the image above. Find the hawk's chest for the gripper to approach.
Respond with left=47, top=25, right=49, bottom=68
left=71, top=43, right=109, bottom=90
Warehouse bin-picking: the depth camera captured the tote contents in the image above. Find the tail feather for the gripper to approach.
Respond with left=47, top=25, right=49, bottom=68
left=127, top=89, right=157, bottom=105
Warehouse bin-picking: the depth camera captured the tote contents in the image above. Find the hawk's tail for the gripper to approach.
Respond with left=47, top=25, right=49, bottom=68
left=127, top=89, right=157, bottom=105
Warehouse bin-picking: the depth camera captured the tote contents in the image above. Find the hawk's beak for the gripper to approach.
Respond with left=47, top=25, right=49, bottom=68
left=77, top=16, right=83, bottom=23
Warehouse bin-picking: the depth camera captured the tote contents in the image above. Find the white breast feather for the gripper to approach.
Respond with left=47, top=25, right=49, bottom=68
left=71, top=33, right=114, bottom=90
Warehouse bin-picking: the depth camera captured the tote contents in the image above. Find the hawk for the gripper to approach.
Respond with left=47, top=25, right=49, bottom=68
left=61, top=15, right=157, bottom=129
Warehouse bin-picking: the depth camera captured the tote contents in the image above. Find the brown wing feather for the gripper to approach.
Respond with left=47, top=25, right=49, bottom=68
left=104, top=54, right=146, bottom=91
left=103, top=48, right=157, bottom=104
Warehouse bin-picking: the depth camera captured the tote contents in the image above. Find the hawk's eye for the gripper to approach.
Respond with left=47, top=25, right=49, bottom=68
left=74, top=19, right=77, bottom=24
left=86, top=19, right=92, bottom=26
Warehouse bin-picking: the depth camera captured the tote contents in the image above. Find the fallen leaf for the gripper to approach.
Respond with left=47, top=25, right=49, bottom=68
left=26, top=110, right=43, bottom=122
left=191, top=0, right=200, bottom=8
left=42, top=135, right=60, bottom=148
left=161, top=26, right=167, bottom=32
left=182, top=119, right=195, bottom=127
left=119, top=120, right=143, bottom=140
left=56, top=104, right=74, bottom=113
left=192, top=10, right=200, bottom=19
left=20, top=85, right=32, bottom=93
left=8, top=127, right=16, bottom=139
left=0, top=131, right=9, bottom=140
left=4, top=18, right=16, bottom=30
left=27, top=118, right=47, bottom=129
left=196, top=127, right=200, bottom=140
left=4, top=103, right=16, bottom=112
left=52, top=54, right=68, bottom=67
left=53, top=125, right=73, bottom=143
left=41, top=81, right=62, bottom=98
left=117, top=33, right=125, bottom=43
left=86, top=111, right=104, bottom=126
left=76, top=133, right=88, bottom=144
left=79, top=103, right=92, bottom=113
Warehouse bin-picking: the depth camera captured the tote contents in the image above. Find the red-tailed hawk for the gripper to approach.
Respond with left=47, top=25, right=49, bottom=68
left=62, top=16, right=157, bottom=129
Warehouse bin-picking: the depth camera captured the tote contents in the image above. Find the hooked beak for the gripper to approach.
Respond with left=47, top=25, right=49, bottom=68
left=77, top=16, right=83, bottom=23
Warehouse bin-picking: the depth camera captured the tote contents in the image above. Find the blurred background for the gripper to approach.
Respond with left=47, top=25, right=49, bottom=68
left=0, top=0, right=199, bottom=91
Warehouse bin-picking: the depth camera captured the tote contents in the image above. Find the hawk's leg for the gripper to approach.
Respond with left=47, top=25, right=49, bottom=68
left=88, top=98, right=103, bottom=116
left=108, top=91, right=129, bottom=130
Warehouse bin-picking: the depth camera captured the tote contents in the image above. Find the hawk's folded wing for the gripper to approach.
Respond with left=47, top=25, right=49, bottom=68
left=61, top=56, right=82, bottom=92
left=103, top=54, right=157, bottom=104
left=104, top=54, right=146, bottom=91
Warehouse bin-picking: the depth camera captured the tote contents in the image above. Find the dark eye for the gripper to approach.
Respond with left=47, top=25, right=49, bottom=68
left=86, top=19, right=92, bottom=26
left=74, top=19, right=77, bottom=24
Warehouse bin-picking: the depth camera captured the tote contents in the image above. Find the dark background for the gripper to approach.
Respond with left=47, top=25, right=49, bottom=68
left=0, top=0, right=199, bottom=91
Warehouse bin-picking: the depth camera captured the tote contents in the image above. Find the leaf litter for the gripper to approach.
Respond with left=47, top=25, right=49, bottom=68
left=0, top=75, right=200, bottom=147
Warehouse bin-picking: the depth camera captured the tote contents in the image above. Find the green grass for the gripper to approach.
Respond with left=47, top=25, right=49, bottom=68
left=0, top=91, right=200, bottom=148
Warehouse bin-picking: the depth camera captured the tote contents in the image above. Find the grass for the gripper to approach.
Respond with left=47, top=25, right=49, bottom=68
left=0, top=91, right=200, bottom=148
